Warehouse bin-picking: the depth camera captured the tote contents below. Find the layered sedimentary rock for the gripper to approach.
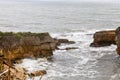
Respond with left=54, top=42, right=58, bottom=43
left=90, top=30, right=116, bottom=47
left=0, top=32, right=57, bottom=60
left=4, top=64, right=26, bottom=80
left=115, top=27, right=120, bottom=55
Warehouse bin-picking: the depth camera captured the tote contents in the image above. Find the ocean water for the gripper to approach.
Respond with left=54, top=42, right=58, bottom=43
left=1, top=0, right=120, bottom=80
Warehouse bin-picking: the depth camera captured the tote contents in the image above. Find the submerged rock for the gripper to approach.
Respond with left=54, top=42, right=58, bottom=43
left=90, top=30, right=116, bottom=47
left=65, top=47, right=78, bottom=50
left=0, top=32, right=57, bottom=60
left=58, top=47, right=79, bottom=50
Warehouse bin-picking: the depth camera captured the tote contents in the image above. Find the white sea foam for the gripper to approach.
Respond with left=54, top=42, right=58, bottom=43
left=17, top=31, right=118, bottom=80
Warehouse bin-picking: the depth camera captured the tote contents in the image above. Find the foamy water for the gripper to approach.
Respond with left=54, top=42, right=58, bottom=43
left=1, top=0, right=120, bottom=80
left=16, top=31, right=119, bottom=80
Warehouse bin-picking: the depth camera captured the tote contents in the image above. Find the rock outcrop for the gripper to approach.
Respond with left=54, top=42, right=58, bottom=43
left=57, top=39, right=75, bottom=44
left=0, top=32, right=57, bottom=60
left=3, top=64, right=26, bottom=80
left=29, top=70, right=47, bottom=77
left=54, top=38, right=75, bottom=46
left=115, top=27, right=120, bottom=55
left=90, top=30, right=116, bottom=47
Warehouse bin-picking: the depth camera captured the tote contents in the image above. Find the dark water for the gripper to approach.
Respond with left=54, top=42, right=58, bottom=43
left=2, top=0, right=120, bottom=80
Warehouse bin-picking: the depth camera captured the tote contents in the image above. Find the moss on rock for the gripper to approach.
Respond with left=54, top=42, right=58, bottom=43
left=0, top=32, right=57, bottom=60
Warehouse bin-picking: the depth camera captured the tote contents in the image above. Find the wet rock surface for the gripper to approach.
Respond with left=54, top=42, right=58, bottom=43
left=28, top=70, right=47, bottom=77
left=54, top=38, right=75, bottom=46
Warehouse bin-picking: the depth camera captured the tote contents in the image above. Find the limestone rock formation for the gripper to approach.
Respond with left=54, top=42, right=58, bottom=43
left=0, top=32, right=57, bottom=60
left=90, top=30, right=116, bottom=47
left=115, top=27, right=120, bottom=55
left=4, top=64, right=26, bottom=80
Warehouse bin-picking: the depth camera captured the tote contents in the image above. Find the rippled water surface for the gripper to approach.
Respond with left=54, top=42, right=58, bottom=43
left=18, top=33, right=119, bottom=80
left=0, top=0, right=119, bottom=32
left=1, top=0, right=120, bottom=80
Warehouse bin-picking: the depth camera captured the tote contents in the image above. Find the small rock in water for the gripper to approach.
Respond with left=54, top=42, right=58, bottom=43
left=28, top=70, right=47, bottom=77
left=54, top=38, right=75, bottom=45
left=65, top=47, right=79, bottom=50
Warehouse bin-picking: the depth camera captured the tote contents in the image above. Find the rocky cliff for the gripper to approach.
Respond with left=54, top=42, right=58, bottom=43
left=115, top=27, right=120, bottom=55
left=90, top=27, right=120, bottom=55
left=90, top=30, right=116, bottom=47
left=0, top=32, right=57, bottom=60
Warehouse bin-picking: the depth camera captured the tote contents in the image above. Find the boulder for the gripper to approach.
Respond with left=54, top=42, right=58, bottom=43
left=29, top=70, right=47, bottom=77
left=90, top=30, right=116, bottom=47
left=0, top=32, right=57, bottom=60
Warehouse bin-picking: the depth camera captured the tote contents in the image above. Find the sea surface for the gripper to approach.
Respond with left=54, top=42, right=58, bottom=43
left=1, top=0, right=120, bottom=80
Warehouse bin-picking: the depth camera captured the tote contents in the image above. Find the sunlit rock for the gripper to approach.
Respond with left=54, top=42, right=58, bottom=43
left=4, top=64, right=26, bottom=80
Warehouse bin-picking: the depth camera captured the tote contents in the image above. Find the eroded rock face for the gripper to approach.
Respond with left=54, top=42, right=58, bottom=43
left=4, top=64, right=26, bottom=80
left=115, top=27, right=120, bottom=55
left=90, top=30, right=116, bottom=47
left=0, top=32, right=57, bottom=60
